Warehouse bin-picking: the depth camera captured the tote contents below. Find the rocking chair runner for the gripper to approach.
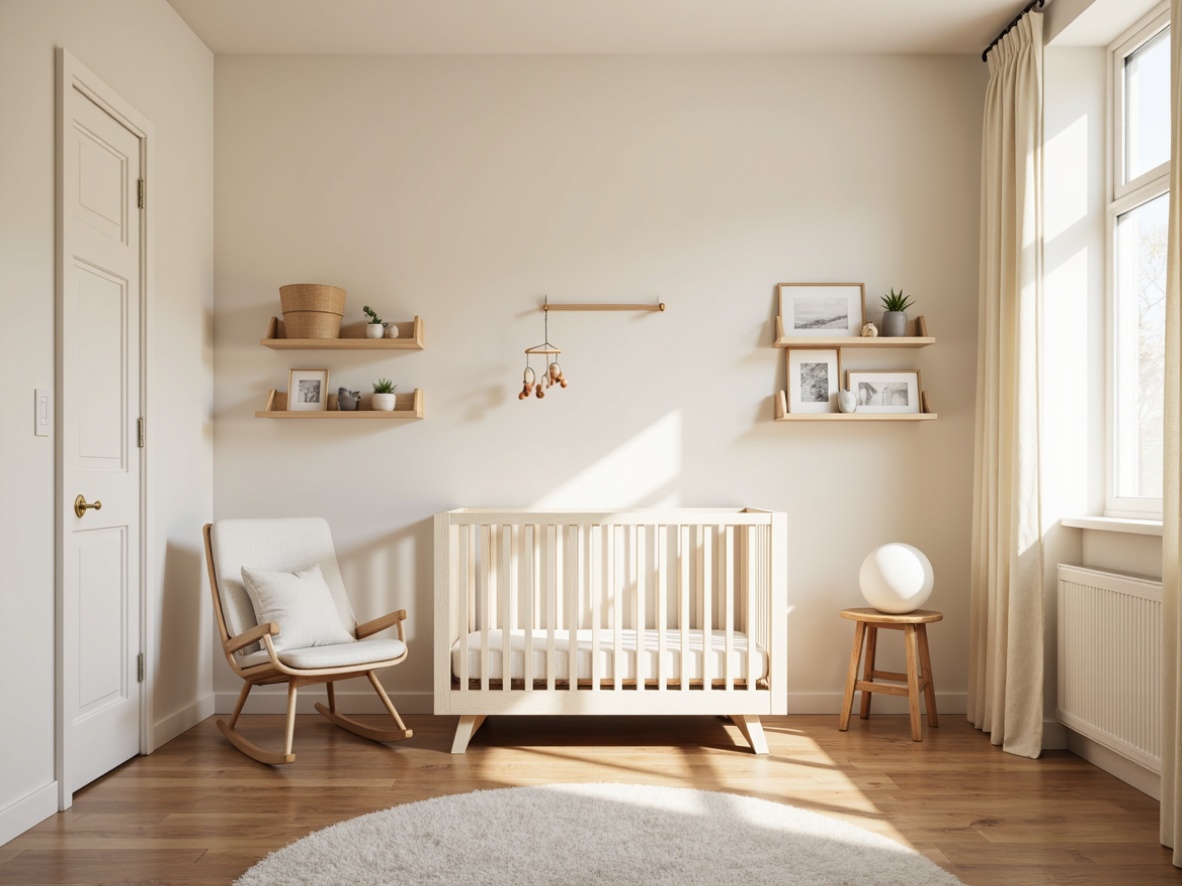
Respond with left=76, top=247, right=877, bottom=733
left=204, top=518, right=413, bottom=764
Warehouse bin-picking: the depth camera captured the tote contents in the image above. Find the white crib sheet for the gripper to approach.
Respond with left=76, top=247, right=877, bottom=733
left=451, top=629, right=768, bottom=684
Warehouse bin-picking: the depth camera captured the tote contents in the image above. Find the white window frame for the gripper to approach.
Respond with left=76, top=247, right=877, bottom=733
left=1105, top=3, right=1170, bottom=519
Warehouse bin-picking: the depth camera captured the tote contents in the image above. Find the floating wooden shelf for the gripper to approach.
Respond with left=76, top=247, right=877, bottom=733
left=260, top=316, right=424, bottom=350
left=774, top=315, right=934, bottom=349
left=256, top=388, right=423, bottom=420
left=773, top=390, right=937, bottom=422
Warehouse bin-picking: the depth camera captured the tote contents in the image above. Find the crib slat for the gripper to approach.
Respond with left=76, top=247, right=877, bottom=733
left=501, top=525, right=512, bottom=691
left=557, top=525, right=573, bottom=691
left=546, top=525, right=557, bottom=692
left=657, top=525, right=667, bottom=692
left=745, top=526, right=755, bottom=693
left=679, top=525, right=689, bottom=691
left=480, top=524, right=492, bottom=692
left=636, top=525, right=646, bottom=692
left=702, top=525, right=712, bottom=691
left=591, top=524, right=601, bottom=691
left=567, top=526, right=576, bottom=694
left=525, top=524, right=536, bottom=691
left=723, top=525, right=734, bottom=691
left=612, top=524, right=623, bottom=691
left=459, top=525, right=471, bottom=692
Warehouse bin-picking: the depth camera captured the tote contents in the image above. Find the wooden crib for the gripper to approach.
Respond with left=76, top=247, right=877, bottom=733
left=433, top=508, right=787, bottom=753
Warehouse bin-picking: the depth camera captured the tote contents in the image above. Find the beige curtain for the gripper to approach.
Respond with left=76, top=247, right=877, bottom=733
left=1161, top=0, right=1182, bottom=868
left=967, top=12, right=1045, bottom=760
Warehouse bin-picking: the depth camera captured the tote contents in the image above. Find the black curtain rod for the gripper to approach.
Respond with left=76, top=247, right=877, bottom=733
left=982, top=0, right=1045, bottom=62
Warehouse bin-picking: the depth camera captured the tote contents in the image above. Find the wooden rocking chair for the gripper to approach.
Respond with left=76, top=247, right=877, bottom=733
left=204, top=518, right=413, bottom=764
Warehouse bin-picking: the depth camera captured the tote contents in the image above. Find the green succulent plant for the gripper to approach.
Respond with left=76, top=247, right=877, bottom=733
left=363, top=305, right=386, bottom=327
left=880, top=288, right=915, bottom=313
left=372, top=378, right=396, bottom=394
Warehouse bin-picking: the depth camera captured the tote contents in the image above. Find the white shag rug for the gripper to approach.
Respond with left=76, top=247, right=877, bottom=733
left=235, top=783, right=963, bottom=886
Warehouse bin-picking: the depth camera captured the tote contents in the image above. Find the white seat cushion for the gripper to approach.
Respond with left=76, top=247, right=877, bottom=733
left=241, top=564, right=355, bottom=652
left=451, top=629, right=767, bottom=683
left=238, top=637, right=407, bottom=670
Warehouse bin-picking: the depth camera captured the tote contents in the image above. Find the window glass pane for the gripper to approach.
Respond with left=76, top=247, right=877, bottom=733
left=1113, top=192, right=1167, bottom=502
left=1124, top=27, right=1170, bottom=182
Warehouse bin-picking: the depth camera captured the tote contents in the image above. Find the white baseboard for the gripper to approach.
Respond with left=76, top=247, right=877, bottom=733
left=786, top=691, right=967, bottom=716
left=153, top=693, right=216, bottom=750
left=1066, top=729, right=1161, bottom=800
left=214, top=688, right=433, bottom=716
left=0, top=782, right=57, bottom=848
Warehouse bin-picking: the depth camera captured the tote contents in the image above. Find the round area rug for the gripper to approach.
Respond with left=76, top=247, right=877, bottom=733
left=235, top=783, right=963, bottom=886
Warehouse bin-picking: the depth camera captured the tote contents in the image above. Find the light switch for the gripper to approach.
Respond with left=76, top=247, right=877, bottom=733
left=34, top=389, right=51, bottom=437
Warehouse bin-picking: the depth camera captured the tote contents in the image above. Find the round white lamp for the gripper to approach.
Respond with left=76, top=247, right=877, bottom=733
left=858, top=544, right=934, bottom=614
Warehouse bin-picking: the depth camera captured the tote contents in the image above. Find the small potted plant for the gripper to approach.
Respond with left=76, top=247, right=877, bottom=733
left=879, top=288, right=915, bottom=337
left=371, top=378, right=397, bottom=411
left=362, top=305, right=387, bottom=339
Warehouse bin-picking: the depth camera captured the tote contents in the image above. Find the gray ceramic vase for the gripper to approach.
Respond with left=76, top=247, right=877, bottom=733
left=881, top=311, right=907, bottom=337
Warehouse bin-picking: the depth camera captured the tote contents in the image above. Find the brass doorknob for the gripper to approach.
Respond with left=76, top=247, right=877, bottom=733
left=74, top=495, right=102, bottom=518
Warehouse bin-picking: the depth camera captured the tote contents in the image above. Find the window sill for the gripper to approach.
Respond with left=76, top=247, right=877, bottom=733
left=1060, top=516, right=1163, bottom=537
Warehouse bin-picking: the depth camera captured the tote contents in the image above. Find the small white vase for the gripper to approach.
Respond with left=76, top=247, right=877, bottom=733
left=366, top=323, right=385, bottom=339
left=385, top=325, right=400, bottom=339
left=838, top=388, right=858, bottom=414
left=372, top=392, right=396, bottom=411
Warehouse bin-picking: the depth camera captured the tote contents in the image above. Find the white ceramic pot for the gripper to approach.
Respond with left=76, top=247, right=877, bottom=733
left=838, top=388, right=858, bottom=414
left=372, top=392, right=397, bottom=411
left=366, top=323, right=385, bottom=339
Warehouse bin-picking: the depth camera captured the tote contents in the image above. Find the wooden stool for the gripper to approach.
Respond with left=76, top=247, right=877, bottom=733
left=838, top=607, right=942, bottom=742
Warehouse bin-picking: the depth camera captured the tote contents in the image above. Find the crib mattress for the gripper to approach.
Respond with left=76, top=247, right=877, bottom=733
left=451, top=629, right=768, bottom=684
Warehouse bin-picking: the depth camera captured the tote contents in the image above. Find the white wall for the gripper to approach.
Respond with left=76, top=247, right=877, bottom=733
left=214, top=54, right=986, bottom=716
left=0, top=0, right=213, bottom=844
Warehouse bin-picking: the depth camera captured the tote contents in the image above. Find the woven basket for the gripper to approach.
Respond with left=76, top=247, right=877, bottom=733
left=279, top=284, right=347, bottom=339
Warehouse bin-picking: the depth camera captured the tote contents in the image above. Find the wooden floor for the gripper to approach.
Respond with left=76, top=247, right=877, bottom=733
left=0, top=713, right=1175, bottom=885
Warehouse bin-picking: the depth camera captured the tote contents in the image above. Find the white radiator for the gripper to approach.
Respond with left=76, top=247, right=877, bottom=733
left=1057, top=565, right=1162, bottom=772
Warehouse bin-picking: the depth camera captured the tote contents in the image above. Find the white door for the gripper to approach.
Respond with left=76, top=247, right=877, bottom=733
left=57, top=51, right=146, bottom=803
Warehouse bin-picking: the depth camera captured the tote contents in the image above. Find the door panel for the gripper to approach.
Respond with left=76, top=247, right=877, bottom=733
left=74, top=124, right=127, bottom=241
left=76, top=527, right=127, bottom=710
left=73, top=263, right=127, bottom=465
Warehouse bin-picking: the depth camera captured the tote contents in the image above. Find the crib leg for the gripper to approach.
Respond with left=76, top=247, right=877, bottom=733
left=450, top=715, right=488, bottom=754
left=730, top=715, right=769, bottom=755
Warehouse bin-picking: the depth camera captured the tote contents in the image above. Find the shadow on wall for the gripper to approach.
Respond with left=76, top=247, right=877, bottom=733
left=155, top=541, right=208, bottom=724
left=336, top=517, right=434, bottom=689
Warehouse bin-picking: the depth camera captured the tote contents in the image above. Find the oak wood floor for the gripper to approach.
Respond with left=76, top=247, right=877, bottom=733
left=0, top=713, right=1175, bottom=885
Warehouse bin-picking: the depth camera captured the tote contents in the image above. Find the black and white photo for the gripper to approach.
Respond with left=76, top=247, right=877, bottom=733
left=787, top=348, right=840, bottom=414
left=287, top=368, right=330, bottom=412
left=778, top=283, right=865, bottom=338
left=845, top=370, right=922, bottom=414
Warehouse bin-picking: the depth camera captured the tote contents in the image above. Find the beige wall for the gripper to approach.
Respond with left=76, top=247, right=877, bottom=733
left=0, top=0, right=213, bottom=843
left=214, top=54, right=987, bottom=715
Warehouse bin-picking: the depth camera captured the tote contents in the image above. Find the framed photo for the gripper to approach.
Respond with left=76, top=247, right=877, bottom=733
left=287, top=368, right=329, bottom=412
left=778, top=283, right=865, bottom=338
left=845, top=370, right=922, bottom=414
left=787, top=349, right=840, bottom=414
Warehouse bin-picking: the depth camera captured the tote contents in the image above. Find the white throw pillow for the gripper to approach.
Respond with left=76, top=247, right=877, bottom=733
left=240, top=564, right=355, bottom=652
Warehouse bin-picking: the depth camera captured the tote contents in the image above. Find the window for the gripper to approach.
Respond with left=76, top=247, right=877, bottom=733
left=1107, top=7, right=1170, bottom=518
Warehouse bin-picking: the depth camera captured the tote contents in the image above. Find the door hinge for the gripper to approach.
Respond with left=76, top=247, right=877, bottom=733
left=137, top=652, right=145, bottom=683
left=137, top=417, right=145, bottom=448
left=137, top=178, right=144, bottom=209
